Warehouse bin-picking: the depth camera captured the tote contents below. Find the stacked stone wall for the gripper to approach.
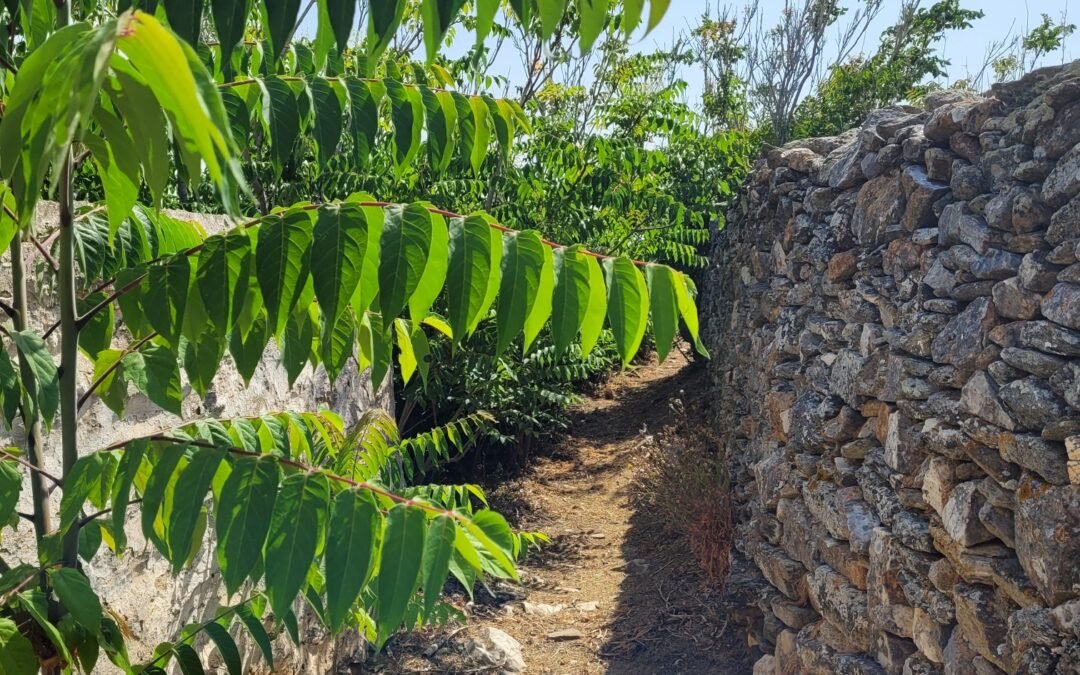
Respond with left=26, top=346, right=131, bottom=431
left=702, top=61, right=1080, bottom=673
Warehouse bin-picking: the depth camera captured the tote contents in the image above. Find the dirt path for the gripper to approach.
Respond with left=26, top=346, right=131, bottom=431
left=374, top=354, right=752, bottom=674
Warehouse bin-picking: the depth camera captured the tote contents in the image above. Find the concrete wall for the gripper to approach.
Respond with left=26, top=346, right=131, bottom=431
left=702, top=61, right=1080, bottom=673
left=1, top=204, right=389, bottom=672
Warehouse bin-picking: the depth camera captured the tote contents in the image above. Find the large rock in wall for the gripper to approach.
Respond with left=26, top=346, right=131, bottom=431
left=703, top=61, right=1080, bottom=674
left=0, top=204, right=388, bottom=673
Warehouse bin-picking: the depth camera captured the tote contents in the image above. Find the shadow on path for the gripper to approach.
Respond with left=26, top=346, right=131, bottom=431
left=588, top=363, right=756, bottom=674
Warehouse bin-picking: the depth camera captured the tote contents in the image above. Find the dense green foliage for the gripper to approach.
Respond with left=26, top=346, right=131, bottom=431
left=792, top=0, right=982, bottom=138
left=0, top=1, right=706, bottom=672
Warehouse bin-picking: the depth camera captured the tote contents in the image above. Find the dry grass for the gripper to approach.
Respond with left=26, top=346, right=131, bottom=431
left=631, top=395, right=735, bottom=589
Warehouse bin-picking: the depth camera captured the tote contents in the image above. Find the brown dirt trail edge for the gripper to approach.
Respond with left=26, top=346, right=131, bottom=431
left=371, top=354, right=754, bottom=674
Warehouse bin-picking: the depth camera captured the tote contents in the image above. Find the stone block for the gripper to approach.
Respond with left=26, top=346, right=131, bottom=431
left=797, top=622, right=888, bottom=674
left=942, top=482, right=996, bottom=546
left=807, top=565, right=877, bottom=651
left=912, top=607, right=950, bottom=663
left=803, top=481, right=881, bottom=555
left=952, top=584, right=1015, bottom=671
left=1015, top=484, right=1080, bottom=605
left=751, top=539, right=810, bottom=602
left=1042, top=282, right=1080, bottom=330
left=930, top=298, right=998, bottom=372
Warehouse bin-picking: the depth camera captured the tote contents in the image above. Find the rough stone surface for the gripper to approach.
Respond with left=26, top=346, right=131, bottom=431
left=702, top=62, right=1080, bottom=674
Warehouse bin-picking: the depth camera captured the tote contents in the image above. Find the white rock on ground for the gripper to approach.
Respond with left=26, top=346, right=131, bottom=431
left=466, top=627, right=526, bottom=673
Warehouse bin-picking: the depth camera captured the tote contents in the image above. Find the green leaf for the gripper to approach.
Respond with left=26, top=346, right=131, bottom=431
left=446, top=216, right=500, bottom=341
left=259, top=76, right=301, bottom=176
left=264, top=0, right=301, bottom=60
left=523, top=242, right=554, bottom=352
left=79, top=520, right=104, bottom=560
left=579, top=254, right=607, bottom=356
left=256, top=211, right=312, bottom=337
left=604, top=258, right=649, bottom=366
left=174, top=643, right=206, bottom=675
left=495, top=231, right=544, bottom=355
left=283, top=305, right=316, bottom=386
left=77, top=292, right=115, bottom=359
left=264, top=472, right=330, bottom=619
left=140, top=446, right=186, bottom=558
left=366, top=0, right=406, bottom=72
left=507, top=0, right=530, bottom=27
left=405, top=205, right=446, bottom=322
left=125, top=344, right=184, bottom=416
left=484, top=96, right=513, bottom=159
left=0, top=617, right=37, bottom=675
left=647, top=0, right=670, bottom=32
left=11, top=329, right=58, bottom=428
left=0, top=349, right=17, bottom=427
left=551, top=246, right=590, bottom=354
left=322, top=0, right=355, bottom=55
left=236, top=605, right=274, bottom=669
left=110, top=70, right=171, bottom=206
left=462, top=509, right=517, bottom=579
left=0, top=460, right=20, bottom=523
left=164, top=0, right=204, bottom=45
left=197, top=230, right=250, bottom=339
left=320, top=309, right=356, bottom=382
left=202, top=621, right=242, bottom=675
left=211, top=0, right=252, bottom=77
left=468, top=96, right=490, bottom=174
left=536, top=0, right=568, bottom=39
left=216, top=456, right=280, bottom=594
left=410, top=323, right=431, bottom=386
left=59, top=452, right=112, bottom=535
left=310, top=77, right=344, bottom=167
left=421, top=87, right=457, bottom=173
left=144, top=256, right=190, bottom=345
left=115, top=267, right=152, bottom=339
left=622, top=0, right=644, bottom=35
left=673, top=272, right=707, bottom=356
left=475, top=0, right=499, bottom=44
left=393, top=319, right=418, bottom=385
left=166, top=447, right=223, bottom=571
left=324, top=488, right=380, bottom=632
left=646, top=265, right=678, bottom=362
left=221, top=87, right=251, bottom=150
left=421, top=0, right=466, bottom=61
left=50, top=568, right=102, bottom=633
left=228, top=311, right=269, bottom=384
left=361, top=314, right=393, bottom=390
left=379, top=203, right=432, bottom=321
left=110, top=441, right=146, bottom=554
left=376, top=504, right=425, bottom=642
left=421, top=515, right=455, bottom=621
left=576, top=0, right=609, bottom=52
left=183, top=326, right=226, bottom=398
left=312, top=203, right=367, bottom=330
left=118, top=12, right=242, bottom=210
left=345, top=78, right=383, bottom=168
left=385, top=79, right=423, bottom=175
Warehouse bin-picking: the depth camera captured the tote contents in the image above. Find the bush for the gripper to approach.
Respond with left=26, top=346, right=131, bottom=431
left=396, top=321, right=622, bottom=471
left=632, top=397, right=734, bottom=587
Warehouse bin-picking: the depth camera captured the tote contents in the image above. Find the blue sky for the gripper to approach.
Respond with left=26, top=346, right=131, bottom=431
left=633, top=1, right=1079, bottom=104
left=302, top=1, right=1078, bottom=104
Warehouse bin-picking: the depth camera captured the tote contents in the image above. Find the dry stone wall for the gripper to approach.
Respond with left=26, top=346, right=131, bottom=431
left=702, top=61, right=1080, bottom=674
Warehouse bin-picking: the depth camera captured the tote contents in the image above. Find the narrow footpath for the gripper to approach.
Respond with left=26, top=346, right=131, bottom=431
left=372, top=353, right=753, bottom=674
